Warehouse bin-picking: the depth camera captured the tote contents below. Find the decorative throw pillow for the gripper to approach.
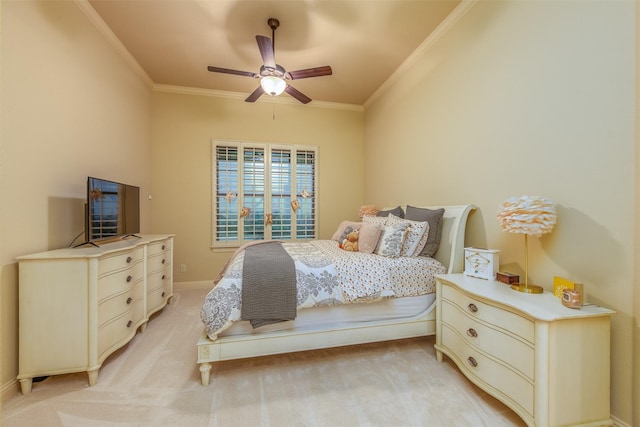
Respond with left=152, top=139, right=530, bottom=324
left=376, top=206, right=405, bottom=218
left=405, top=206, right=445, bottom=257
left=362, top=215, right=388, bottom=226
left=374, top=222, right=410, bottom=258
left=357, top=223, right=382, bottom=254
left=338, top=225, right=358, bottom=243
left=331, top=221, right=362, bottom=241
left=386, top=213, right=430, bottom=257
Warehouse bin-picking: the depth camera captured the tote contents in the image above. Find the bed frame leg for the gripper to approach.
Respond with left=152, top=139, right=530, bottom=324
left=199, top=362, right=211, bottom=386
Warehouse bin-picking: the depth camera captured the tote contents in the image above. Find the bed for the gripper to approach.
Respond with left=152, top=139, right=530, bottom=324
left=196, top=204, right=474, bottom=386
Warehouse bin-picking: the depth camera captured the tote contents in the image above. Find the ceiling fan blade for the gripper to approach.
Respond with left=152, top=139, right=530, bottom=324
left=255, top=35, right=276, bottom=69
left=208, top=66, right=258, bottom=78
left=287, top=66, right=332, bottom=80
left=285, top=85, right=311, bottom=104
left=245, top=86, right=264, bottom=103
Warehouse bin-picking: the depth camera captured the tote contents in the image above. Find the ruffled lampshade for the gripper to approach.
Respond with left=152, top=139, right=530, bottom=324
left=497, top=196, right=557, bottom=293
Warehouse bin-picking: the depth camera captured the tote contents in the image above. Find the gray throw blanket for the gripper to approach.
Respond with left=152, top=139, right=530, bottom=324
left=241, top=241, right=297, bottom=328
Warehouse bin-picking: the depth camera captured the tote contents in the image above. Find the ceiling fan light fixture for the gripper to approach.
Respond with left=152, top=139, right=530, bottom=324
left=260, top=76, right=286, bottom=96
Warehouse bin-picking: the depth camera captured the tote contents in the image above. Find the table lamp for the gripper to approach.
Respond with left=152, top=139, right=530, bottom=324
left=497, top=196, right=557, bottom=294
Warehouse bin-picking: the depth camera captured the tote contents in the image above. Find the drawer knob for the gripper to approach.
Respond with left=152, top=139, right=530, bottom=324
left=162, top=274, right=166, bottom=280
left=466, top=328, right=478, bottom=338
left=126, top=275, right=132, bottom=283
left=127, top=320, right=133, bottom=328
left=467, top=303, right=478, bottom=313
left=162, top=291, right=166, bottom=297
left=467, top=356, right=478, bottom=368
left=162, top=259, right=166, bottom=264
left=162, top=245, right=166, bottom=250
left=126, top=256, right=132, bottom=263
left=126, top=297, right=133, bottom=305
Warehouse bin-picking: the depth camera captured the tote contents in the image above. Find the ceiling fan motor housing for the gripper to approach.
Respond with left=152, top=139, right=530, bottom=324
left=260, top=64, right=286, bottom=77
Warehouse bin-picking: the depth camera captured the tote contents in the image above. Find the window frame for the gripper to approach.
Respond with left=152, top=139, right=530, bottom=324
left=211, top=139, right=318, bottom=249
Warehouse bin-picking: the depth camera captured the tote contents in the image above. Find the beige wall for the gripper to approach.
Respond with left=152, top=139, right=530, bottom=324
left=364, top=1, right=636, bottom=424
left=0, top=0, right=152, bottom=394
left=151, top=90, right=364, bottom=282
left=635, top=1, right=640, bottom=423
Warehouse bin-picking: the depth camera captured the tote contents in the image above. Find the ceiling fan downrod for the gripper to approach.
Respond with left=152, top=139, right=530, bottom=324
left=267, top=18, right=279, bottom=56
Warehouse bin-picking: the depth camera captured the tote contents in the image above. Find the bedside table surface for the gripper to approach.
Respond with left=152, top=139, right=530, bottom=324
left=436, top=273, right=614, bottom=321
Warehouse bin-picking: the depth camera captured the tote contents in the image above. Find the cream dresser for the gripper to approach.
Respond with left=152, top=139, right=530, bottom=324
left=17, top=234, right=174, bottom=394
left=435, top=274, right=614, bottom=427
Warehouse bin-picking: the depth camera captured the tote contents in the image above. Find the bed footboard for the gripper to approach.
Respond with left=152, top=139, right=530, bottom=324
left=196, top=311, right=436, bottom=386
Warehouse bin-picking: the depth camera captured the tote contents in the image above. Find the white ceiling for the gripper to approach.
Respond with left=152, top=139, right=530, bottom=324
left=88, top=0, right=462, bottom=106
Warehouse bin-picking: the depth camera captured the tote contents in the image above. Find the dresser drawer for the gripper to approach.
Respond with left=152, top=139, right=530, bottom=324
left=98, top=248, right=144, bottom=276
left=442, top=284, right=534, bottom=343
left=442, top=299, right=534, bottom=379
left=97, top=262, right=144, bottom=301
left=441, top=323, right=534, bottom=417
left=148, top=253, right=170, bottom=273
left=148, top=267, right=170, bottom=293
left=148, top=284, right=169, bottom=312
left=98, top=299, right=144, bottom=357
left=148, top=239, right=170, bottom=257
left=98, top=281, right=145, bottom=327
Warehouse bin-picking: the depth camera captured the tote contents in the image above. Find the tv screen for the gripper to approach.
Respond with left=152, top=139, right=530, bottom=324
left=87, top=177, right=140, bottom=243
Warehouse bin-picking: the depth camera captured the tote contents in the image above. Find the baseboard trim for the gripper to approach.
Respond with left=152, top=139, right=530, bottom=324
left=174, top=280, right=213, bottom=291
left=1, top=378, right=19, bottom=402
left=612, top=415, right=631, bottom=427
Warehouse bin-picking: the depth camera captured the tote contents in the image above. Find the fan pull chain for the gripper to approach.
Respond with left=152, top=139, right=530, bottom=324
left=272, top=95, right=276, bottom=120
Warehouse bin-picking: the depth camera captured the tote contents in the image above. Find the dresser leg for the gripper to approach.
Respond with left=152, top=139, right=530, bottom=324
left=19, top=378, right=33, bottom=394
left=436, top=350, right=443, bottom=362
left=140, top=322, right=148, bottom=332
left=87, top=369, right=98, bottom=386
left=199, top=362, right=212, bottom=386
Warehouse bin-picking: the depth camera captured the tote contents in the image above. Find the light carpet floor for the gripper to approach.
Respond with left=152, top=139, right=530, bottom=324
left=2, top=287, right=526, bottom=427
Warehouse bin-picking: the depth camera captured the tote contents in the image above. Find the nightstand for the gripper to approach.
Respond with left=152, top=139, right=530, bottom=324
left=435, top=274, right=614, bottom=427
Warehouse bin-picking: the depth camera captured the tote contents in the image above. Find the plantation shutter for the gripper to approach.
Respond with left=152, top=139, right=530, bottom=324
left=295, top=150, right=316, bottom=239
left=212, top=140, right=317, bottom=247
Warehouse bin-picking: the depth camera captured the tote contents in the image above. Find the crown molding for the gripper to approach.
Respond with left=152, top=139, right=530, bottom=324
left=364, top=0, right=478, bottom=109
left=74, top=0, right=154, bottom=88
left=153, top=84, right=364, bottom=112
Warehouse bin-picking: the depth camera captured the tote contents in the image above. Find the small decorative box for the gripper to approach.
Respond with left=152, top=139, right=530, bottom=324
left=464, top=247, right=500, bottom=280
left=496, top=271, right=519, bottom=285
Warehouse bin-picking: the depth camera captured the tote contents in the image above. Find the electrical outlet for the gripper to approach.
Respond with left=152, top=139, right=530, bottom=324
left=180, top=264, right=187, bottom=273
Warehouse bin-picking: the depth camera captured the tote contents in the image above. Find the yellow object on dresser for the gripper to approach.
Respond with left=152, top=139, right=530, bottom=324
left=435, top=274, right=614, bottom=427
left=16, top=235, right=174, bottom=394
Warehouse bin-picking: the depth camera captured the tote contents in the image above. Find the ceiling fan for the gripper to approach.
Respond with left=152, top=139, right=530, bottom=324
left=207, top=18, right=332, bottom=104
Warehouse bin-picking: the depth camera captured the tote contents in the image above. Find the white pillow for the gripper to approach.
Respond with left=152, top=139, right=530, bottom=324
left=374, top=222, right=409, bottom=258
left=386, top=213, right=430, bottom=257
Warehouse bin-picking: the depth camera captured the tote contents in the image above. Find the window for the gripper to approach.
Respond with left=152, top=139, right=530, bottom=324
left=212, top=140, right=317, bottom=247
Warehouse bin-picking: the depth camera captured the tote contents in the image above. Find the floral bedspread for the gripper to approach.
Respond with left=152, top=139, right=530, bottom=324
left=200, top=240, right=445, bottom=340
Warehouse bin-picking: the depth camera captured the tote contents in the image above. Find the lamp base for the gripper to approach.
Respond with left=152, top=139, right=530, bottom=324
left=510, top=283, right=544, bottom=294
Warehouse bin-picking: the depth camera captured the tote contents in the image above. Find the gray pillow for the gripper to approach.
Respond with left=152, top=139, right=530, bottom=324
left=376, top=206, right=404, bottom=218
left=338, top=225, right=357, bottom=242
left=405, top=206, right=445, bottom=257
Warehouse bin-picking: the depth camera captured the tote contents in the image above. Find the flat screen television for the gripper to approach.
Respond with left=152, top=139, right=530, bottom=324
left=85, top=176, right=140, bottom=245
